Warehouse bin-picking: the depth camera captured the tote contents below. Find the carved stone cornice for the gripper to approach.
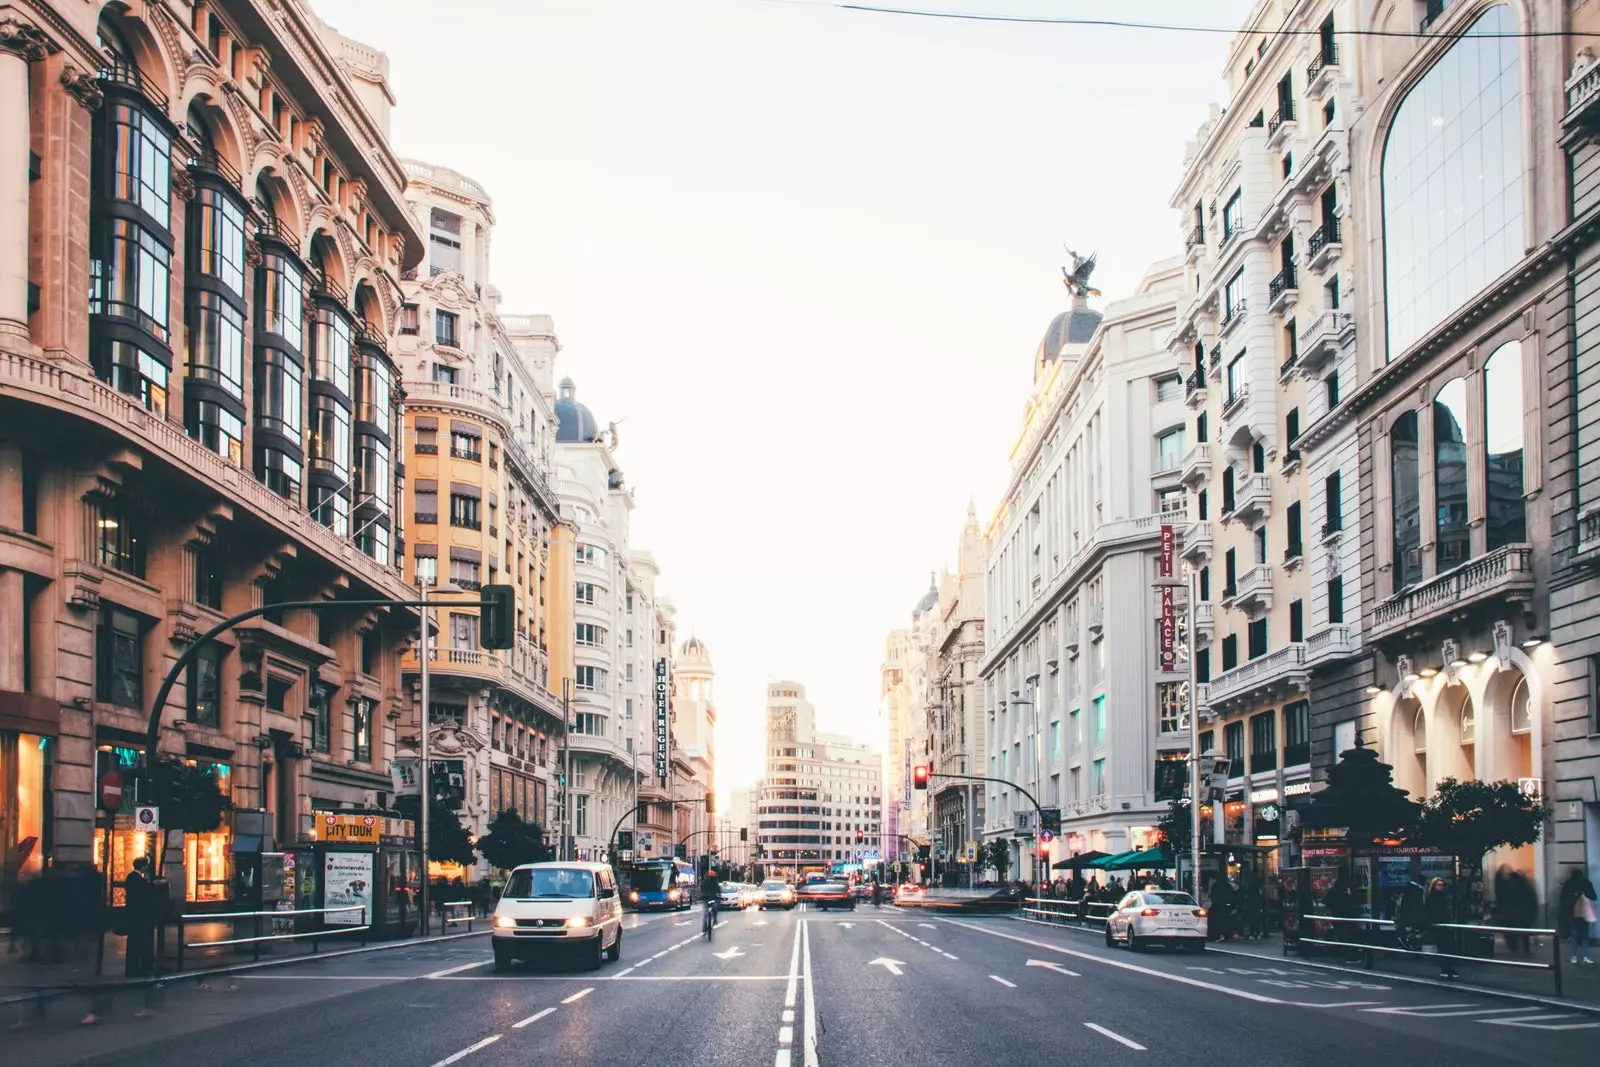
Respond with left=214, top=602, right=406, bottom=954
left=0, top=17, right=55, bottom=62
left=59, top=63, right=103, bottom=110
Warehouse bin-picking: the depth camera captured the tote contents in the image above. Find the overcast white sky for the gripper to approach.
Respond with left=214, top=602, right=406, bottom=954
left=314, top=0, right=1253, bottom=795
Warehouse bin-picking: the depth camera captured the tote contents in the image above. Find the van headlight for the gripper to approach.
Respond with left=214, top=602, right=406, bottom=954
left=629, top=891, right=639, bottom=902
left=668, top=888, right=682, bottom=900
left=494, top=916, right=516, bottom=929
left=565, top=916, right=590, bottom=928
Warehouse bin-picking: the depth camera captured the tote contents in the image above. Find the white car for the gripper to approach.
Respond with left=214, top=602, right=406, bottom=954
left=1103, top=890, right=1208, bottom=951
left=491, top=862, right=624, bottom=970
left=760, top=879, right=797, bottom=910
left=718, top=881, right=747, bottom=910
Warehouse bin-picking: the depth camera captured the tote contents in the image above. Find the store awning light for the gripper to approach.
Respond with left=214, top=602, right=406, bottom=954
left=1419, top=667, right=1438, bottom=678
left=1467, top=651, right=1489, bottom=663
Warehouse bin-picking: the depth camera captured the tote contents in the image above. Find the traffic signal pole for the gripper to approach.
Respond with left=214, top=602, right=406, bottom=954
left=917, top=769, right=1047, bottom=901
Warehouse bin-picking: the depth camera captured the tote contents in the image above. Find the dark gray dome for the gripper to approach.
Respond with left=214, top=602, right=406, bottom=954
left=916, top=573, right=938, bottom=613
left=1037, top=300, right=1102, bottom=364
left=555, top=377, right=600, bottom=443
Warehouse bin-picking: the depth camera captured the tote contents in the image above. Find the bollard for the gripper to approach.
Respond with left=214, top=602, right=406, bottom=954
left=1553, top=931, right=1563, bottom=998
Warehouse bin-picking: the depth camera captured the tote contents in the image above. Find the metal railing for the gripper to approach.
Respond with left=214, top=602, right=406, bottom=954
left=1020, top=897, right=1119, bottom=927
left=181, top=905, right=368, bottom=964
left=1309, top=218, right=1341, bottom=257
left=442, top=900, right=476, bottom=932
left=1293, top=914, right=1564, bottom=996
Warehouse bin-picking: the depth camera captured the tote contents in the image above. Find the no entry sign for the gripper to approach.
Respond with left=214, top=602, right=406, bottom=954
left=98, top=769, right=124, bottom=813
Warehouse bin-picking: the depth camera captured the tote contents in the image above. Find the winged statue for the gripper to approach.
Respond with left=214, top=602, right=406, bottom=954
left=1062, top=248, right=1101, bottom=299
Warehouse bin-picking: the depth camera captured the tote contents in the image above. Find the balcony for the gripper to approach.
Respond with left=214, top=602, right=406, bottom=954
left=1575, top=507, right=1600, bottom=565
left=1268, top=267, right=1298, bottom=315
left=1566, top=55, right=1600, bottom=137
left=1193, top=602, right=1215, bottom=641
left=1181, top=521, right=1213, bottom=566
left=1308, top=218, right=1342, bottom=271
left=1297, top=310, right=1354, bottom=374
left=1234, top=564, right=1274, bottom=614
left=1208, top=344, right=1223, bottom=381
left=1250, top=751, right=1278, bottom=775
left=1307, top=47, right=1339, bottom=97
left=1281, top=447, right=1301, bottom=474
left=1219, top=225, right=1243, bottom=256
left=1320, top=515, right=1344, bottom=542
left=414, top=442, right=438, bottom=455
left=1185, top=367, right=1208, bottom=409
left=1180, top=443, right=1212, bottom=488
left=1370, top=543, right=1536, bottom=642
left=1220, top=300, right=1248, bottom=338
left=1283, top=541, right=1304, bottom=569
left=1222, top=381, right=1250, bottom=419
left=1229, top=473, right=1272, bottom=523
left=1206, top=643, right=1308, bottom=712
left=1284, top=741, right=1311, bottom=767
left=449, top=446, right=482, bottom=463
left=1279, top=349, right=1299, bottom=382
left=414, top=512, right=438, bottom=526
left=1194, top=683, right=1215, bottom=721
left=1305, top=623, right=1361, bottom=666
left=450, top=516, right=482, bottom=531
left=1087, top=602, right=1106, bottom=639
left=1266, top=106, right=1296, bottom=151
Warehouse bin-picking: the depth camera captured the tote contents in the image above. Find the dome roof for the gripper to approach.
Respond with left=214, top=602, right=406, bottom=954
left=1036, top=298, right=1102, bottom=365
left=555, top=378, right=600, bottom=443
left=915, top=573, right=938, bottom=613
left=681, top=635, right=710, bottom=660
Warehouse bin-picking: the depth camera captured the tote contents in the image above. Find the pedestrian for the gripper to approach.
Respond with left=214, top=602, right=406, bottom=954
left=1493, top=869, right=1536, bottom=954
left=1558, top=867, right=1597, bottom=965
left=1245, top=877, right=1267, bottom=939
left=123, top=857, right=156, bottom=978
left=1424, top=877, right=1458, bottom=979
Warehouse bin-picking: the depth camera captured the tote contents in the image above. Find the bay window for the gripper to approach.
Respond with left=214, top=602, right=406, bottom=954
left=310, top=305, right=353, bottom=396
left=185, top=291, right=244, bottom=399
left=257, top=252, right=305, bottom=352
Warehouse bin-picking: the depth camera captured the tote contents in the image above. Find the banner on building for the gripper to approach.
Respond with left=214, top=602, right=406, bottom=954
left=1158, top=523, right=1175, bottom=578
left=655, top=658, right=670, bottom=785
left=1154, top=759, right=1188, bottom=802
left=1158, top=585, right=1176, bottom=672
left=390, top=757, right=419, bottom=798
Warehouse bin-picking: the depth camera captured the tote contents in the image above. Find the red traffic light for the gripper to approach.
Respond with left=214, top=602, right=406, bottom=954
left=912, top=765, right=930, bottom=790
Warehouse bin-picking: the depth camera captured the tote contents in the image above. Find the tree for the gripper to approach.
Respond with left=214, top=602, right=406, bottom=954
left=1156, top=799, right=1192, bottom=859
left=151, top=756, right=231, bottom=874
left=1299, top=738, right=1420, bottom=843
left=428, top=800, right=477, bottom=868
left=982, top=840, right=1011, bottom=882
left=1414, top=777, right=1546, bottom=869
left=475, top=809, right=551, bottom=871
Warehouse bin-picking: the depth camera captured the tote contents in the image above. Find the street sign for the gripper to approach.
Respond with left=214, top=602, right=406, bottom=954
left=1039, top=829, right=1055, bottom=844
left=964, top=841, right=978, bottom=863
left=1158, top=523, right=1175, bottom=578
left=1039, top=807, right=1061, bottom=834
left=98, top=769, right=124, bottom=813
left=317, top=813, right=380, bottom=844
left=893, top=861, right=903, bottom=874
left=134, top=806, right=160, bottom=833
left=1013, top=810, right=1035, bottom=838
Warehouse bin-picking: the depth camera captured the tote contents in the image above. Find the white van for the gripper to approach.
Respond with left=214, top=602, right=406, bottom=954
left=491, top=861, right=624, bottom=970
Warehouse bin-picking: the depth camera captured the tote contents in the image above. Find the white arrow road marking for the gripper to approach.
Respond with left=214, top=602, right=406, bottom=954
left=869, top=957, right=906, bottom=976
left=1026, top=959, right=1082, bottom=977
left=715, top=945, right=746, bottom=960
left=838, top=923, right=854, bottom=929
left=1084, top=1022, right=1145, bottom=1051
left=918, top=923, right=936, bottom=929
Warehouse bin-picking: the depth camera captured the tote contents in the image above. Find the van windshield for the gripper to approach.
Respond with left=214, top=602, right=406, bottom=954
left=503, top=867, right=596, bottom=900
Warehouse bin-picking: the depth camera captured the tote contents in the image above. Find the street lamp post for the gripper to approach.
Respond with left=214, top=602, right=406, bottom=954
left=1003, top=688, right=1043, bottom=902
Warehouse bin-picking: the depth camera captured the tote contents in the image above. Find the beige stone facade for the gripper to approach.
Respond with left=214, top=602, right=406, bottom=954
left=0, top=0, right=428, bottom=910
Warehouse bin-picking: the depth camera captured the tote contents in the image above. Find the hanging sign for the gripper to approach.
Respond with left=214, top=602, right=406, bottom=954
left=1159, top=585, right=1176, bottom=672
left=1159, top=523, right=1175, bottom=578
left=655, top=658, right=670, bottom=785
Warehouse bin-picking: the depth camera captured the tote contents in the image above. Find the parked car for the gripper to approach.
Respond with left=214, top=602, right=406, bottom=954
left=1104, top=890, right=1207, bottom=951
left=760, top=878, right=797, bottom=910
left=492, top=862, right=624, bottom=971
left=797, top=880, right=856, bottom=911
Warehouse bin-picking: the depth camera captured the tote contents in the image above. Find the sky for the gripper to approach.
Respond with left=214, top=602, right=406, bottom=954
left=313, top=0, right=1255, bottom=796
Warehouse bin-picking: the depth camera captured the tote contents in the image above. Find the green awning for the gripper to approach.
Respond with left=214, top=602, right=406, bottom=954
left=1103, top=849, right=1175, bottom=871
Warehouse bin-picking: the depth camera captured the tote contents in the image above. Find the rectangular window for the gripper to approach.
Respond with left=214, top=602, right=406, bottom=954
left=433, top=362, right=458, bottom=384
left=398, top=303, right=419, bottom=335
left=436, top=310, right=459, bottom=347
left=429, top=208, right=463, bottom=275
left=1284, top=700, right=1310, bottom=766
left=105, top=102, right=172, bottom=222
left=190, top=186, right=246, bottom=297
left=415, top=553, right=437, bottom=587
left=1286, top=501, right=1302, bottom=560
left=449, top=612, right=477, bottom=650
left=96, top=609, right=142, bottom=707
left=1327, top=576, right=1345, bottom=624
left=575, top=665, right=606, bottom=691
left=1324, top=471, right=1343, bottom=531
left=1157, top=428, right=1186, bottom=471
left=256, top=252, right=304, bottom=351
left=1222, top=190, right=1243, bottom=239
left=1290, top=599, right=1304, bottom=643
left=254, top=349, right=303, bottom=439
left=1222, top=634, right=1238, bottom=672
left=1157, top=681, right=1187, bottom=733
left=1227, top=354, right=1245, bottom=400
left=1247, top=618, right=1267, bottom=659
left=1224, top=548, right=1237, bottom=591
left=575, top=582, right=597, bottom=606
left=194, top=548, right=223, bottom=610
left=1250, top=711, right=1277, bottom=773
left=1286, top=407, right=1300, bottom=444
left=449, top=557, right=479, bottom=590
left=95, top=499, right=146, bottom=578
left=1199, top=565, right=1210, bottom=601
left=1325, top=370, right=1340, bottom=408
left=92, top=217, right=171, bottom=341
left=307, top=397, right=351, bottom=480
left=1049, top=719, right=1060, bottom=760
left=361, top=629, right=380, bottom=677
left=190, top=399, right=244, bottom=466
left=1092, top=695, right=1106, bottom=749
left=575, top=794, right=588, bottom=837
left=187, top=642, right=222, bottom=727
left=1090, top=758, right=1106, bottom=797
left=1195, top=412, right=1208, bottom=442
left=352, top=699, right=373, bottom=763
left=309, top=686, right=330, bottom=753
left=1225, top=721, right=1244, bottom=768
left=1155, top=376, right=1183, bottom=404
left=1158, top=487, right=1185, bottom=518
left=1196, top=647, right=1211, bottom=684
left=576, top=623, right=607, bottom=646
left=449, top=494, right=480, bottom=530
left=1253, top=525, right=1267, bottom=565
left=1224, top=270, right=1244, bottom=317
left=450, top=430, right=480, bottom=461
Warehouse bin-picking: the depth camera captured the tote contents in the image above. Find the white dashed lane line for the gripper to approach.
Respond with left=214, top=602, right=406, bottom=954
left=512, top=1007, right=556, bottom=1030
left=990, top=975, right=1017, bottom=988
left=1084, top=1022, right=1146, bottom=1051
left=429, top=1034, right=503, bottom=1066
left=561, top=987, right=593, bottom=1004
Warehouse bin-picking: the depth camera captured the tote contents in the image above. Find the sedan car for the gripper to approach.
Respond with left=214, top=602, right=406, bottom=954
left=1103, top=890, right=1207, bottom=951
left=895, top=883, right=925, bottom=904
left=760, top=879, right=797, bottom=910
left=717, top=881, right=747, bottom=910
left=796, top=880, right=855, bottom=911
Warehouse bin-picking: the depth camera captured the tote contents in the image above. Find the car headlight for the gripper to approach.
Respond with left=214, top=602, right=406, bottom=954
left=630, top=891, right=639, bottom=901
left=494, top=915, right=516, bottom=929
left=565, top=916, right=590, bottom=928
left=668, top=888, right=682, bottom=900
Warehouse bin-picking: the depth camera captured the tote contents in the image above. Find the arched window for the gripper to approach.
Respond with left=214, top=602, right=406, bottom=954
left=1412, top=705, right=1428, bottom=754
left=1381, top=4, right=1524, bottom=358
left=1483, top=342, right=1526, bottom=549
left=1433, top=378, right=1470, bottom=569
left=1392, top=410, right=1421, bottom=592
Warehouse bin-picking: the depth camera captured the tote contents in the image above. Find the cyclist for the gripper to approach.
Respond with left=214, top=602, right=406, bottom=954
left=700, top=868, right=721, bottom=940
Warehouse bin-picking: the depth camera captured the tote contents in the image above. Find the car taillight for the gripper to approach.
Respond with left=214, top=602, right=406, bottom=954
left=1194, top=908, right=1207, bottom=918
left=1139, top=907, right=1160, bottom=917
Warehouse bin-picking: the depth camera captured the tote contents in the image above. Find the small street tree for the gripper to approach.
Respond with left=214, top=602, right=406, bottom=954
left=428, top=800, right=478, bottom=868
left=475, top=809, right=551, bottom=871
left=983, top=839, right=1011, bottom=882
left=1415, top=777, right=1546, bottom=912
left=1156, top=799, right=1193, bottom=860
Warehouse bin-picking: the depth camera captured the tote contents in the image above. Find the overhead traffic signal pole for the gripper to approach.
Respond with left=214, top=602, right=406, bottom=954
left=914, top=766, right=1047, bottom=901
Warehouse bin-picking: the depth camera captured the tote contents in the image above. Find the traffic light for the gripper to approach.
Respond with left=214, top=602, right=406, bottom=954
left=912, top=765, right=930, bottom=790
left=855, top=829, right=864, bottom=844
left=479, top=583, right=516, bottom=649
left=705, top=793, right=716, bottom=814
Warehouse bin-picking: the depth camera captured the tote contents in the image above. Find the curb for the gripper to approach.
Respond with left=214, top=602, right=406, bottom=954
left=0, top=927, right=489, bottom=1008
left=1010, top=915, right=1600, bottom=1017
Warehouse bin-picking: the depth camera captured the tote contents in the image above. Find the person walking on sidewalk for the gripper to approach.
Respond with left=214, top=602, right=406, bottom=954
left=122, top=857, right=156, bottom=978
left=1558, top=867, right=1597, bottom=965
left=1424, top=877, right=1458, bottom=980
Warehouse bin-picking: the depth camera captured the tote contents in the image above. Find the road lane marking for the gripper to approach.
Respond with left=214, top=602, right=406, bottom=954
left=652, top=952, right=667, bottom=959
left=1361, top=1003, right=1485, bottom=1016
left=782, top=1009, right=794, bottom=1023
left=990, top=975, right=1017, bottom=988
left=869, top=957, right=906, bottom=975
left=775, top=1053, right=791, bottom=1067
left=1026, top=959, right=1082, bottom=977
left=1085, top=1022, right=1145, bottom=1051
left=234, top=975, right=409, bottom=981
left=433, top=974, right=793, bottom=981
left=612, top=967, right=635, bottom=978
left=802, top=920, right=819, bottom=1067
left=512, top=1008, right=556, bottom=1029
left=778, top=1025, right=793, bottom=1045
left=1285, top=1001, right=1383, bottom=1009
left=429, top=1034, right=502, bottom=1065
left=1479, top=1013, right=1597, bottom=1029
left=942, top=953, right=958, bottom=960
left=424, top=961, right=490, bottom=979
left=942, top=919, right=1282, bottom=1004
left=561, top=987, right=593, bottom=1004
left=784, top=921, right=803, bottom=1008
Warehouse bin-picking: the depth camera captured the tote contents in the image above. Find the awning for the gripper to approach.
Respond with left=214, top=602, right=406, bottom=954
left=450, top=547, right=482, bottom=563
left=413, top=416, right=438, bottom=431
left=1103, top=849, right=1175, bottom=871
left=229, top=835, right=264, bottom=853
left=451, top=420, right=482, bottom=438
left=414, top=478, right=438, bottom=493
left=1052, top=850, right=1110, bottom=870
left=413, top=544, right=438, bottom=558
left=451, top=482, right=480, bottom=499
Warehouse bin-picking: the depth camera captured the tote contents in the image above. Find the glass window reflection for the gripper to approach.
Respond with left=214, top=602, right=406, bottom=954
left=1392, top=410, right=1421, bottom=592
left=1483, top=342, right=1526, bottom=548
left=1433, top=378, right=1470, bottom=569
left=1382, top=4, right=1524, bottom=359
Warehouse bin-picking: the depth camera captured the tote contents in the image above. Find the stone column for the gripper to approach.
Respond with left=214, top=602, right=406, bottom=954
left=0, top=442, right=22, bottom=691
left=0, top=19, right=51, bottom=341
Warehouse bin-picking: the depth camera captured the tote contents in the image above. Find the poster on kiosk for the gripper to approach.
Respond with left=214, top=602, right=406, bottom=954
left=323, top=850, right=374, bottom=926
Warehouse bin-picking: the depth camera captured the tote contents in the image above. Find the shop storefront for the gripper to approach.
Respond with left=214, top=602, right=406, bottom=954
left=0, top=728, right=51, bottom=913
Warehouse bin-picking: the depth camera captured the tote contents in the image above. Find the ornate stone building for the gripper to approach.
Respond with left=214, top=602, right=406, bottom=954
left=0, top=0, right=424, bottom=909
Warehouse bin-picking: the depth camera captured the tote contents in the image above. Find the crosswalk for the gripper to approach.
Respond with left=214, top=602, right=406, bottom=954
left=1361, top=1003, right=1600, bottom=1031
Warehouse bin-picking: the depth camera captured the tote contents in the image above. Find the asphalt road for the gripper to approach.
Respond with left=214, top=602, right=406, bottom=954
left=10, top=904, right=1593, bottom=1066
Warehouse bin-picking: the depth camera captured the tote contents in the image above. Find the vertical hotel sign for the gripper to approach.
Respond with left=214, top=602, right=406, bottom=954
left=655, top=658, right=669, bottom=786
left=1158, top=524, right=1176, bottom=672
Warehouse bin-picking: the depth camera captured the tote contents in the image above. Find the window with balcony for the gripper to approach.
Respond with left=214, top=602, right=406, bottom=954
left=450, top=430, right=481, bottom=461
left=1327, top=575, right=1345, bottom=624
left=429, top=208, right=463, bottom=275
left=415, top=553, right=437, bottom=587
left=1247, top=618, right=1267, bottom=660
left=433, top=362, right=458, bottom=384
left=1250, top=711, right=1277, bottom=773
left=97, top=605, right=144, bottom=708
left=1226, top=355, right=1245, bottom=403
left=1434, top=377, right=1471, bottom=569
left=1222, top=634, right=1238, bottom=672
left=1196, top=412, right=1208, bottom=442
left=436, top=310, right=459, bottom=348
left=1158, top=488, right=1185, bottom=518
left=1224, top=271, right=1244, bottom=319
left=1224, top=548, right=1236, bottom=592
left=1321, top=471, right=1343, bottom=534
left=1222, top=190, right=1243, bottom=241
left=449, top=611, right=478, bottom=649
left=449, top=493, right=480, bottom=530
left=1483, top=342, right=1526, bottom=549
left=1157, top=428, right=1186, bottom=471
left=1286, top=407, right=1300, bottom=445
left=1382, top=5, right=1524, bottom=359
left=414, top=487, right=438, bottom=525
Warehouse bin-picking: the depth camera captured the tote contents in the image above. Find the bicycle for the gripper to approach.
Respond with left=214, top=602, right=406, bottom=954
left=703, top=899, right=718, bottom=941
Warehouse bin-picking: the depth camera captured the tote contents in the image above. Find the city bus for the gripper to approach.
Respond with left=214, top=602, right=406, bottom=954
left=620, top=858, right=696, bottom=911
